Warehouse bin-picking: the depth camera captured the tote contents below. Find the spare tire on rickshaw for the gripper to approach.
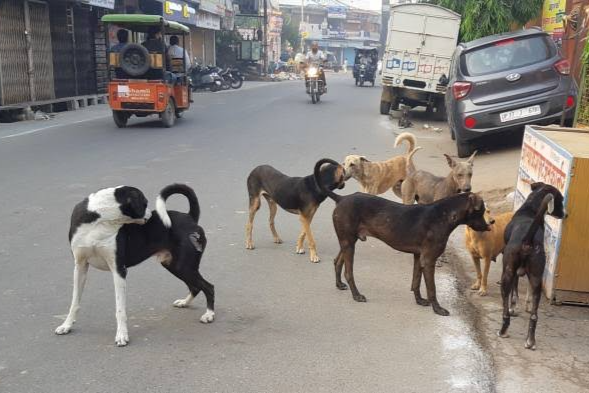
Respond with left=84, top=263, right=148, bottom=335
left=119, top=44, right=151, bottom=77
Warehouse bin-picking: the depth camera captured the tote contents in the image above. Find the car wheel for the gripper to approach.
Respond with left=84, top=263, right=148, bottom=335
left=380, top=100, right=391, bottom=115
left=161, top=99, right=176, bottom=128
left=112, top=111, right=128, bottom=128
left=456, top=138, right=474, bottom=158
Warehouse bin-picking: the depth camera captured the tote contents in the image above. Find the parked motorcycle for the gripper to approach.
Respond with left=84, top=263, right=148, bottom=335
left=190, top=62, right=223, bottom=92
left=305, top=65, right=324, bottom=104
left=228, top=67, right=244, bottom=89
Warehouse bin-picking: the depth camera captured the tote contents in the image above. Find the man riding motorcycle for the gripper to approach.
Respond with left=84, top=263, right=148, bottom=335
left=305, top=42, right=327, bottom=93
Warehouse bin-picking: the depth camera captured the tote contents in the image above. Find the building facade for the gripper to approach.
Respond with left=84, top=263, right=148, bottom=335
left=279, top=0, right=380, bottom=64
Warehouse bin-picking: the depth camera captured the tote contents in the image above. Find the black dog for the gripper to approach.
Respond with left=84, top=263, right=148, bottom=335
left=245, top=162, right=346, bottom=263
left=56, top=184, right=214, bottom=347
left=313, top=159, right=491, bottom=315
left=498, top=182, right=565, bottom=350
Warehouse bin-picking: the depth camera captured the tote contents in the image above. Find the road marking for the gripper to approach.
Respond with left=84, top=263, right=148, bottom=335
left=0, top=115, right=110, bottom=140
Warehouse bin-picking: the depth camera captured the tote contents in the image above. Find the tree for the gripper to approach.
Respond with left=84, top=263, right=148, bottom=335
left=281, top=14, right=301, bottom=53
left=428, top=0, right=544, bottom=41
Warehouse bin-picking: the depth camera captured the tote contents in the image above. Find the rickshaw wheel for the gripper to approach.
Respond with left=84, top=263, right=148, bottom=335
left=112, top=111, right=128, bottom=128
left=161, top=99, right=176, bottom=128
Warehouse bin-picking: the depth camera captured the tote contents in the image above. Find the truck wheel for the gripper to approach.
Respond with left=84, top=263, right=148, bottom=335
left=161, top=99, right=176, bottom=128
left=435, top=102, right=448, bottom=121
left=112, top=111, right=128, bottom=128
left=380, top=100, right=391, bottom=115
left=456, top=138, right=474, bottom=158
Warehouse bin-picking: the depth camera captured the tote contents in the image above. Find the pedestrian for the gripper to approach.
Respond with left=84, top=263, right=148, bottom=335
left=343, top=58, right=348, bottom=73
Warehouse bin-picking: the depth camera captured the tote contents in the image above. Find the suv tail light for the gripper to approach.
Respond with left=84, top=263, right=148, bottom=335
left=452, top=82, right=472, bottom=100
left=566, top=95, right=575, bottom=108
left=555, top=59, right=571, bottom=75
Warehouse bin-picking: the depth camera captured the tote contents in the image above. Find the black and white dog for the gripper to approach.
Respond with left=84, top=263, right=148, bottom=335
left=55, top=184, right=215, bottom=346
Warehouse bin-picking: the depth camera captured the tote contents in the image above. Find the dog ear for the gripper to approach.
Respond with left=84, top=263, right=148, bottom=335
left=444, top=154, right=457, bottom=168
left=531, top=182, right=544, bottom=191
left=360, top=156, right=369, bottom=162
left=467, top=150, right=478, bottom=164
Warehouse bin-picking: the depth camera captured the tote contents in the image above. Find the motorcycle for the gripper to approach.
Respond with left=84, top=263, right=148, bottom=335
left=228, top=67, right=244, bottom=89
left=305, top=65, right=324, bottom=104
left=190, top=62, right=223, bottom=92
left=355, top=64, right=366, bottom=87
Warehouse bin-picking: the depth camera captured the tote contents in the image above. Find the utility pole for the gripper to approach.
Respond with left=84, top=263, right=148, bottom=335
left=263, top=0, right=268, bottom=75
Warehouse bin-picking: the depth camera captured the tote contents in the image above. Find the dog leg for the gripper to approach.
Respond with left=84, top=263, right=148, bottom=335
left=342, top=244, right=365, bottom=302
left=194, top=273, right=215, bottom=323
left=300, top=213, right=319, bottom=263
left=173, top=292, right=195, bottom=308
left=510, top=275, right=520, bottom=316
left=245, top=195, right=261, bottom=250
left=334, top=251, right=347, bottom=290
left=263, top=195, right=282, bottom=244
left=296, top=230, right=306, bottom=254
left=525, top=277, right=542, bottom=350
left=411, top=254, right=429, bottom=306
left=112, top=271, right=129, bottom=347
left=498, top=267, right=515, bottom=338
left=55, top=259, right=89, bottom=335
left=422, top=259, right=449, bottom=315
left=479, top=257, right=492, bottom=296
left=470, top=256, right=482, bottom=291
left=525, top=281, right=532, bottom=313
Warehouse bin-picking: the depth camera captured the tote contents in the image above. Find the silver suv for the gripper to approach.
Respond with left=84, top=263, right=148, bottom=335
left=445, top=28, right=577, bottom=157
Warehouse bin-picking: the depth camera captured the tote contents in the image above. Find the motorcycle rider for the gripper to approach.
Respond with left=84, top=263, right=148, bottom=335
left=305, top=42, right=327, bottom=93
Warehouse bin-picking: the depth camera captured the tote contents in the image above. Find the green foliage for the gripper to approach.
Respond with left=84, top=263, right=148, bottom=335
left=428, top=0, right=543, bottom=41
left=281, top=14, right=301, bottom=52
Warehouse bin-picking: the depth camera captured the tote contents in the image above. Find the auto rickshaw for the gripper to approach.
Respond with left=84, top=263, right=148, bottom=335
left=101, top=14, right=191, bottom=128
left=353, top=48, right=378, bottom=87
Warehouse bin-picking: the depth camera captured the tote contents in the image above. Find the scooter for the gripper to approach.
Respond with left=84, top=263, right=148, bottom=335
left=190, top=62, right=223, bottom=92
left=305, top=65, right=325, bottom=104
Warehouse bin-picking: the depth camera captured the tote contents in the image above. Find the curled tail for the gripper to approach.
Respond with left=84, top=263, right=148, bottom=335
left=518, top=194, right=554, bottom=276
left=313, top=159, right=342, bottom=203
left=156, top=184, right=200, bottom=228
left=405, top=146, right=422, bottom=175
left=394, top=132, right=416, bottom=153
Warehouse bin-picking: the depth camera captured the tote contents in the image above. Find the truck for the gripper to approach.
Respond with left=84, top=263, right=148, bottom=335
left=380, top=3, right=461, bottom=119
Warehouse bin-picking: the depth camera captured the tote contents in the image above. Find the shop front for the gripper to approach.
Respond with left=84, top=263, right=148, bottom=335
left=191, top=0, right=224, bottom=66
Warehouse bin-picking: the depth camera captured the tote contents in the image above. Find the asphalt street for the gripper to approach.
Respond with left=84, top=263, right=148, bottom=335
left=0, top=74, right=501, bottom=393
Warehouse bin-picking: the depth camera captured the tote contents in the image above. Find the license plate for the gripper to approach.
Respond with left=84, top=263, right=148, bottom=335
left=500, top=105, right=541, bottom=123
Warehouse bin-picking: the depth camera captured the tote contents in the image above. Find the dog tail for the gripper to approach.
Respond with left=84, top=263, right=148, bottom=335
left=314, top=158, right=342, bottom=203
left=394, top=132, right=416, bottom=153
left=405, top=146, right=422, bottom=175
left=156, top=184, right=200, bottom=228
left=518, top=194, right=554, bottom=275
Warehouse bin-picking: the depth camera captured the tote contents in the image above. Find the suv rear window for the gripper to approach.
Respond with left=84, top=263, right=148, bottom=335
left=461, top=35, right=555, bottom=77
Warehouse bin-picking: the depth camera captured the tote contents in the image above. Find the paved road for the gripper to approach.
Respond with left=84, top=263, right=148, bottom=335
left=0, top=74, right=510, bottom=393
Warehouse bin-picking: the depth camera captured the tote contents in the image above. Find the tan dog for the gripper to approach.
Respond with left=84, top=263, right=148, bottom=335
left=401, top=149, right=477, bottom=205
left=343, top=132, right=417, bottom=196
left=465, top=210, right=514, bottom=296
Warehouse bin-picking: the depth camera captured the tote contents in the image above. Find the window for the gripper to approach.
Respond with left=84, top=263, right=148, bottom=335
left=461, top=36, right=555, bottom=77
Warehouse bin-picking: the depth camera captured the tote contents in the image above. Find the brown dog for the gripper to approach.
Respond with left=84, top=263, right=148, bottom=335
left=245, top=162, right=346, bottom=263
left=465, top=210, right=513, bottom=296
left=401, top=148, right=477, bottom=205
left=343, top=132, right=417, bottom=196
left=314, top=159, right=492, bottom=315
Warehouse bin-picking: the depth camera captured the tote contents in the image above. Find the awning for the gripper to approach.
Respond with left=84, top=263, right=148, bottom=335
left=79, top=0, right=115, bottom=9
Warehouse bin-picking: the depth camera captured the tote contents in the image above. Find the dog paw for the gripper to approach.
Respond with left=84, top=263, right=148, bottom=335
left=509, top=308, right=518, bottom=317
left=55, top=324, right=72, bottom=335
left=524, top=340, right=536, bottom=350
left=415, top=298, right=431, bottom=307
left=273, top=238, right=283, bottom=244
left=497, top=331, right=509, bottom=339
left=477, top=288, right=488, bottom=296
left=353, top=294, right=367, bottom=302
left=245, top=243, right=255, bottom=250
left=309, top=255, right=320, bottom=263
left=471, top=281, right=481, bottom=290
left=336, top=282, right=348, bottom=290
left=295, top=248, right=305, bottom=255
left=173, top=298, right=190, bottom=308
left=200, top=309, right=215, bottom=324
left=433, top=305, right=450, bottom=316
left=115, top=330, right=129, bottom=347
